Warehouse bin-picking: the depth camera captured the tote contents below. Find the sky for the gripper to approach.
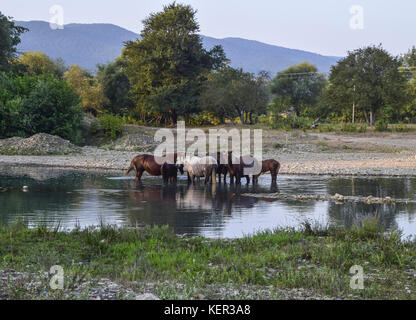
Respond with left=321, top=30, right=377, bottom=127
left=2, top=0, right=415, bottom=57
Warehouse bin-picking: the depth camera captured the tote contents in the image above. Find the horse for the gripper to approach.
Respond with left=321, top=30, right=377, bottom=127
left=252, top=159, right=281, bottom=184
left=207, top=152, right=229, bottom=183
left=126, top=153, right=178, bottom=182
left=227, top=152, right=255, bottom=185
left=182, top=156, right=218, bottom=184
left=162, top=163, right=184, bottom=183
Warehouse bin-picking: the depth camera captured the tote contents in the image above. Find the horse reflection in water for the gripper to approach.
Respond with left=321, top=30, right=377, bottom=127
left=128, top=182, right=279, bottom=218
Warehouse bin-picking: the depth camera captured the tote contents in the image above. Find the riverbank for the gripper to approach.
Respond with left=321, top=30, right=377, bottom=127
left=1, top=221, right=415, bottom=300
left=0, top=147, right=415, bottom=177
left=1, top=129, right=416, bottom=176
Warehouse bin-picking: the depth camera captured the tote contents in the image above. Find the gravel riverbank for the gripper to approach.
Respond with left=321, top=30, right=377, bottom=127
left=0, top=146, right=415, bottom=177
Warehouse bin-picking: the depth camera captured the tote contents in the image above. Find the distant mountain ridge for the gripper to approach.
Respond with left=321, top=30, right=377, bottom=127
left=16, top=20, right=340, bottom=75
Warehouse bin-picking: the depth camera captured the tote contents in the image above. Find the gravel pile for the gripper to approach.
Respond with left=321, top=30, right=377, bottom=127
left=0, top=133, right=81, bottom=155
left=112, top=134, right=157, bottom=152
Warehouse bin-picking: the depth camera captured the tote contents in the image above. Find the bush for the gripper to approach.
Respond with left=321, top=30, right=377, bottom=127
left=187, top=111, right=220, bottom=126
left=391, top=123, right=410, bottom=133
left=358, top=123, right=367, bottom=133
left=0, top=72, right=83, bottom=143
left=99, top=114, right=123, bottom=139
left=318, top=124, right=336, bottom=133
left=340, top=122, right=357, bottom=133
left=375, top=119, right=389, bottom=132
left=257, top=114, right=272, bottom=125
left=272, top=115, right=313, bottom=131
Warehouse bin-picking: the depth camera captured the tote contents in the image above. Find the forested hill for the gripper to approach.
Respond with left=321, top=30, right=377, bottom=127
left=16, top=20, right=340, bottom=74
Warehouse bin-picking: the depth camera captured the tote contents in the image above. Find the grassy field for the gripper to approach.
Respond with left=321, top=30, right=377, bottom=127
left=1, top=219, right=416, bottom=300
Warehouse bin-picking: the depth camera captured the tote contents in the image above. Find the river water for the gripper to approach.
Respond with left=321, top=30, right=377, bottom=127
left=1, top=166, right=416, bottom=238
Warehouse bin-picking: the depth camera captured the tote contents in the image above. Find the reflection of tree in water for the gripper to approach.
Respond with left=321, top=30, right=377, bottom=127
left=327, top=202, right=400, bottom=231
left=126, top=182, right=280, bottom=236
left=326, top=177, right=416, bottom=231
left=327, top=177, right=416, bottom=199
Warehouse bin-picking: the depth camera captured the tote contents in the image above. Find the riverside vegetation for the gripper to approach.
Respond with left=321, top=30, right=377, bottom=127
left=1, top=219, right=416, bottom=300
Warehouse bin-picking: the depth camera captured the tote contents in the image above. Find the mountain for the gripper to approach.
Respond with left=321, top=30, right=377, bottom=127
left=16, top=21, right=340, bottom=74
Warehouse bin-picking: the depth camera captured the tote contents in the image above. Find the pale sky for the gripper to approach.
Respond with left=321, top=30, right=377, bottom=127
left=2, top=0, right=415, bottom=57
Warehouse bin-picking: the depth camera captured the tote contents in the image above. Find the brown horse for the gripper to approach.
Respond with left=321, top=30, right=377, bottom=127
left=126, top=153, right=178, bottom=182
left=227, top=152, right=252, bottom=185
left=207, top=152, right=228, bottom=183
left=252, top=159, right=281, bottom=184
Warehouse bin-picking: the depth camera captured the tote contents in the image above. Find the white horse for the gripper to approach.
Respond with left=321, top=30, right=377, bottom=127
left=182, top=156, right=218, bottom=184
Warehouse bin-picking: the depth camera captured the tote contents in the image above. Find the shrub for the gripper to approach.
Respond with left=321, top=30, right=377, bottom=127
left=358, top=123, right=367, bottom=133
left=375, top=119, right=389, bottom=132
left=188, top=111, right=220, bottom=126
left=257, top=114, right=272, bottom=125
left=99, top=114, right=123, bottom=139
left=318, top=124, right=336, bottom=133
left=272, top=115, right=313, bottom=131
left=0, top=72, right=83, bottom=143
left=340, top=122, right=357, bottom=133
left=391, top=123, right=410, bottom=133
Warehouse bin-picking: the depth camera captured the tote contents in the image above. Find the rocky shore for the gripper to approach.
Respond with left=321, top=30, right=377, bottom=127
left=1, top=131, right=416, bottom=177
left=0, top=148, right=415, bottom=177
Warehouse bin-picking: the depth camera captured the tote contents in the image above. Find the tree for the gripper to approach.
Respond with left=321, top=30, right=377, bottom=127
left=17, top=51, right=66, bottom=77
left=201, top=67, right=269, bottom=124
left=326, top=45, right=408, bottom=125
left=0, top=72, right=82, bottom=142
left=0, top=12, right=27, bottom=71
left=123, top=2, right=226, bottom=124
left=270, top=62, right=327, bottom=116
left=97, top=58, right=133, bottom=115
left=64, top=65, right=105, bottom=116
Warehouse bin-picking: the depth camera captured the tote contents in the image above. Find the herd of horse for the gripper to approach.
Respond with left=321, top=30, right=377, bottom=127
left=126, top=152, right=281, bottom=185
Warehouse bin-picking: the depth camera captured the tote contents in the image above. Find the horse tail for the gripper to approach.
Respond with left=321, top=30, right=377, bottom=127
left=126, top=159, right=136, bottom=175
left=211, top=164, right=218, bottom=184
left=275, top=160, right=281, bottom=174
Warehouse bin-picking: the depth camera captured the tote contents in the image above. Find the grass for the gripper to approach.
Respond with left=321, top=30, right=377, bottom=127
left=1, top=219, right=416, bottom=300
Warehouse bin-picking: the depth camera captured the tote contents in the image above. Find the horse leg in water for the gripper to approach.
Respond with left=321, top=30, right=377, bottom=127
left=271, top=170, right=277, bottom=183
left=136, top=168, right=144, bottom=182
left=235, top=171, right=242, bottom=185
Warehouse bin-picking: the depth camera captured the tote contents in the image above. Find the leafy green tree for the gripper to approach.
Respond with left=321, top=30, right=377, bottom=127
left=17, top=51, right=66, bottom=77
left=0, top=12, right=27, bottom=71
left=201, top=67, right=269, bottom=124
left=97, top=58, right=133, bottom=115
left=399, top=47, right=416, bottom=123
left=270, top=62, right=327, bottom=116
left=326, top=45, right=408, bottom=125
left=123, top=2, right=226, bottom=124
left=64, top=65, right=105, bottom=116
left=0, top=72, right=83, bottom=142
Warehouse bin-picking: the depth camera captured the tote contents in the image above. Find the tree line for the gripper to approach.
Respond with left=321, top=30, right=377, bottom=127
left=2, top=3, right=416, bottom=144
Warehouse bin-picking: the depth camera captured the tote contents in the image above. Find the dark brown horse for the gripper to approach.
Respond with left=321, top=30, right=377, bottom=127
left=162, top=163, right=184, bottom=183
left=207, top=152, right=228, bottom=183
left=252, top=159, right=281, bottom=184
left=126, top=153, right=178, bottom=182
left=227, top=152, right=252, bottom=185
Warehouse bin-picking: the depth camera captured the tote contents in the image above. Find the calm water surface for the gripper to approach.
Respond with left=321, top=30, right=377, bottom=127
left=1, top=166, right=416, bottom=238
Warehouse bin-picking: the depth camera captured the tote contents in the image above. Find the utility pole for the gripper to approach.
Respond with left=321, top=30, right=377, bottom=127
left=352, top=84, right=356, bottom=124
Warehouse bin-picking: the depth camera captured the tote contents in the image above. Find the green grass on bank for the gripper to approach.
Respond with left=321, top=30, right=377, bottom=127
left=1, top=219, right=416, bottom=300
